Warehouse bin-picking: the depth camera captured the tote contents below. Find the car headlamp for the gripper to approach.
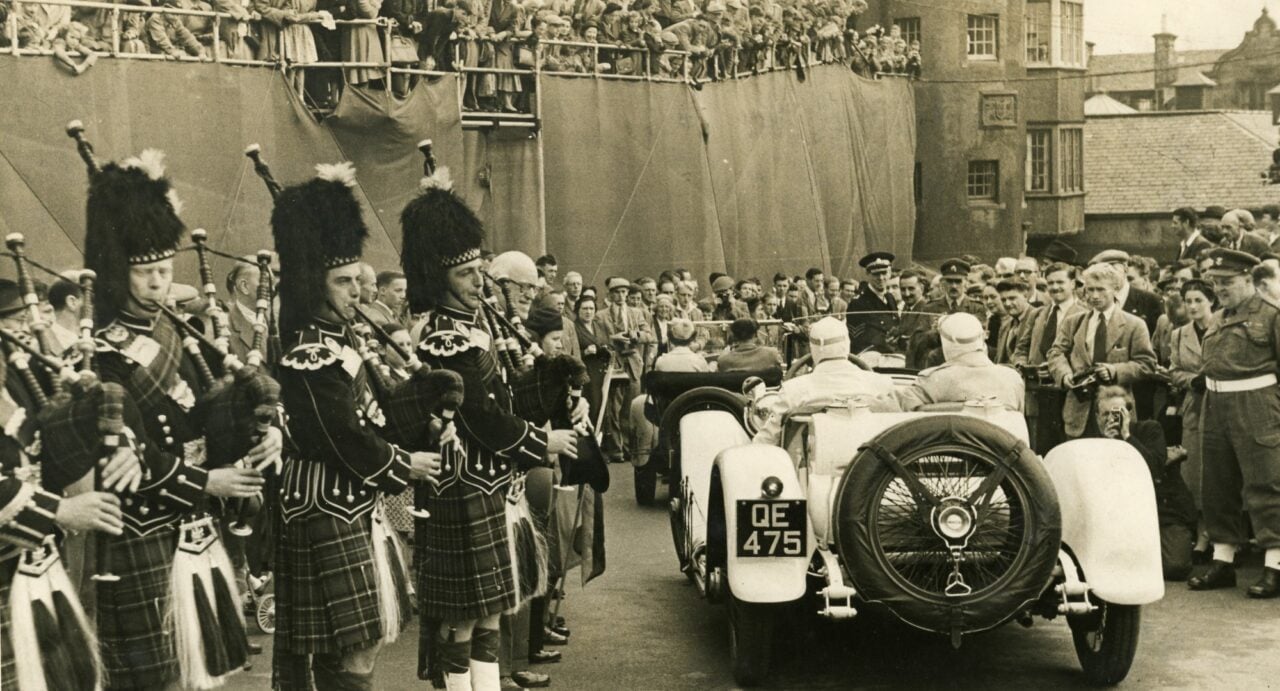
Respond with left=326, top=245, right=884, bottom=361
left=745, top=391, right=780, bottom=435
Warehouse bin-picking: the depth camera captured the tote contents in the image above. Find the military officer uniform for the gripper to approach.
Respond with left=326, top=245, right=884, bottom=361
left=846, top=252, right=901, bottom=354
left=922, top=258, right=987, bottom=322
left=1188, top=249, right=1280, bottom=598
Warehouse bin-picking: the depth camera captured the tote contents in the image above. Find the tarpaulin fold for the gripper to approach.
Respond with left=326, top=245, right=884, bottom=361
left=0, top=56, right=913, bottom=288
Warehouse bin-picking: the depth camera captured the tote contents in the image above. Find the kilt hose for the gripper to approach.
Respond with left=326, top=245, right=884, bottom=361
left=97, top=528, right=180, bottom=690
left=415, top=479, right=518, bottom=624
left=274, top=512, right=384, bottom=659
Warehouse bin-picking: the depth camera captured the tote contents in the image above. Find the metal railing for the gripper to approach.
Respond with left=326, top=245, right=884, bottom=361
left=3, top=0, right=913, bottom=124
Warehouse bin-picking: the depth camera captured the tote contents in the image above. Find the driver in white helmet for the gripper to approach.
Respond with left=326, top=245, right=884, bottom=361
left=896, top=312, right=1025, bottom=412
left=752, top=317, right=900, bottom=446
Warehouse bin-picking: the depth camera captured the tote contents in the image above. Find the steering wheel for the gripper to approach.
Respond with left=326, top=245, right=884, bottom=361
left=784, top=353, right=872, bottom=380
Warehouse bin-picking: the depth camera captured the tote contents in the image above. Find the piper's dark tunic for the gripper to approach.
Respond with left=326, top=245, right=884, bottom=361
left=93, top=312, right=215, bottom=690
left=414, top=305, right=549, bottom=622
left=273, top=317, right=412, bottom=660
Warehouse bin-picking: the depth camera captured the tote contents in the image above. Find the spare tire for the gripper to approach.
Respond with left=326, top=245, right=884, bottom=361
left=831, top=415, right=1060, bottom=638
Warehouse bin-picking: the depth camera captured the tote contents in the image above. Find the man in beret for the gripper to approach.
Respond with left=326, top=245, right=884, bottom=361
left=1188, top=249, right=1280, bottom=598
left=847, top=252, right=901, bottom=355
left=922, top=258, right=986, bottom=321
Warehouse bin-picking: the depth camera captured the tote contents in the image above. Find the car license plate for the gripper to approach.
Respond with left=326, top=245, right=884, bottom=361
left=736, top=500, right=806, bottom=558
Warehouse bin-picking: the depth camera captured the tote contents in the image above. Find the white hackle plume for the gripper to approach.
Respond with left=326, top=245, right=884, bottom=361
left=419, top=167, right=454, bottom=192
left=315, top=161, right=358, bottom=187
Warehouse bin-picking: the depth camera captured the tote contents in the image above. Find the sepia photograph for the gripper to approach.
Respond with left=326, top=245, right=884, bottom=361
left=0, top=0, right=1278, bottom=688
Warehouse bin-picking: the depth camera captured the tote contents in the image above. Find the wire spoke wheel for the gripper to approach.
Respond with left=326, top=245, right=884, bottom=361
left=870, top=452, right=1030, bottom=599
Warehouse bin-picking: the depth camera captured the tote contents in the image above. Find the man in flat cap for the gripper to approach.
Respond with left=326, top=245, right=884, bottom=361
left=846, top=252, right=901, bottom=355
left=1188, top=248, right=1280, bottom=598
left=709, top=274, right=751, bottom=322
left=1089, top=249, right=1163, bottom=335
left=596, top=276, right=654, bottom=463
left=922, top=258, right=986, bottom=320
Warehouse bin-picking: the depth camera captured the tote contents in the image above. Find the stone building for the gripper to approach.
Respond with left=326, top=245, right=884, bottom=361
left=1089, top=9, right=1280, bottom=112
left=860, top=0, right=1086, bottom=262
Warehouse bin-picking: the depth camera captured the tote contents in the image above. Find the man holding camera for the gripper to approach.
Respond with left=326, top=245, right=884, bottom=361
left=596, top=276, right=654, bottom=463
left=1188, top=248, right=1280, bottom=598
left=1046, top=262, right=1156, bottom=439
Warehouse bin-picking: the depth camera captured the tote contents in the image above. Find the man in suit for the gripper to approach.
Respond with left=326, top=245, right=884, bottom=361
left=595, top=276, right=654, bottom=462
left=775, top=281, right=809, bottom=324
left=994, top=279, right=1033, bottom=365
left=366, top=270, right=408, bottom=327
left=847, top=251, right=900, bottom=354
left=1258, top=204, right=1280, bottom=250
left=1175, top=207, right=1213, bottom=263
left=224, top=257, right=263, bottom=363
left=922, top=258, right=987, bottom=321
left=1046, top=262, right=1157, bottom=438
left=1014, top=263, right=1084, bottom=368
left=1219, top=209, right=1270, bottom=258
left=1014, top=257, right=1045, bottom=307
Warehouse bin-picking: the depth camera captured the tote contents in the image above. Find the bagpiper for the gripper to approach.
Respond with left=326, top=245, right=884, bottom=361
left=0, top=277, right=139, bottom=691
left=400, top=155, right=580, bottom=691
left=267, top=160, right=440, bottom=689
left=79, top=141, right=277, bottom=690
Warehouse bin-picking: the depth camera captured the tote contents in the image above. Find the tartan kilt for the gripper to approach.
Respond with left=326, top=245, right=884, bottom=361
left=414, top=479, right=516, bottom=622
left=97, top=528, right=179, bottom=690
left=274, top=512, right=382, bottom=655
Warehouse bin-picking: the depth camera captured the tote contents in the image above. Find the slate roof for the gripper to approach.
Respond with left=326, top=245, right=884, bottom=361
left=1084, top=110, right=1280, bottom=215
left=1088, top=50, right=1228, bottom=94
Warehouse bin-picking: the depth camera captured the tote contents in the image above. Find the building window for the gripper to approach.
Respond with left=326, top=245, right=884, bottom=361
left=967, top=15, right=999, bottom=61
left=1059, top=128, right=1083, bottom=193
left=1025, top=2, right=1050, bottom=65
left=1060, top=1, right=1084, bottom=66
left=1026, top=130, right=1051, bottom=192
left=967, top=160, right=999, bottom=201
left=895, top=17, right=921, bottom=48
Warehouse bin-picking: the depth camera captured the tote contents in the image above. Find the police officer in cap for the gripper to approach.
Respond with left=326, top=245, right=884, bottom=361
left=1188, top=248, right=1280, bottom=598
left=923, top=258, right=987, bottom=320
left=847, top=251, right=900, bottom=354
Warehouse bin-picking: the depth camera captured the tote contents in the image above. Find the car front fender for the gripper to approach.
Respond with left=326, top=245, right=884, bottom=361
left=1044, top=439, right=1164, bottom=605
left=713, top=444, right=809, bottom=604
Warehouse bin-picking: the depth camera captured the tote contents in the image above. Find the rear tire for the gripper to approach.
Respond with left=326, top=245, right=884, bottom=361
left=634, top=465, right=657, bottom=506
left=728, top=593, right=775, bottom=687
left=1069, top=601, right=1141, bottom=686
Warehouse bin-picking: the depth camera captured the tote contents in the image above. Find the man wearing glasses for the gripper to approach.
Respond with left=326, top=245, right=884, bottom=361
left=1014, top=257, right=1045, bottom=307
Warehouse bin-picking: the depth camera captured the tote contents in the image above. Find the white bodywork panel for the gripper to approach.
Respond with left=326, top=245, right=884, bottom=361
left=1044, top=439, right=1165, bottom=605
left=715, top=445, right=810, bottom=603
left=679, top=410, right=750, bottom=556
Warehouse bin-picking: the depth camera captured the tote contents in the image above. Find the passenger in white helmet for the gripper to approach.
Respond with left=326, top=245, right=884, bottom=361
left=896, top=312, right=1025, bottom=412
left=752, top=317, right=900, bottom=446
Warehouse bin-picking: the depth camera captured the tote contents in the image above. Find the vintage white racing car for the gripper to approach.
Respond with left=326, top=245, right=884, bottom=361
left=664, top=354, right=1164, bottom=686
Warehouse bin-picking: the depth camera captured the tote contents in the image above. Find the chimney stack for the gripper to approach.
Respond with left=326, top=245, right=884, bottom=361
left=1153, top=15, right=1178, bottom=109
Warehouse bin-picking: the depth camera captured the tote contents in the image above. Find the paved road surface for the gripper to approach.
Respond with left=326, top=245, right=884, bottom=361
left=231, top=469, right=1280, bottom=690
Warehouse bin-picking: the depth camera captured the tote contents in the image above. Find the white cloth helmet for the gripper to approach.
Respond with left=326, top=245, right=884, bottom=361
left=809, top=317, right=850, bottom=363
left=938, top=312, right=985, bottom=361
left=489, top=251, right=539, bottom=285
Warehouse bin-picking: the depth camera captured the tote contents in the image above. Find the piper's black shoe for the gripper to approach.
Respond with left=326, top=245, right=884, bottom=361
left=529, top=650, right=561, bottom=664
left=1191, top=548, right=1211, bottom=566
left=1247, top=567, right=1280, bottom=599
left=1187, top=560, right=1237, bottom=590
left=247, top=642, right=263, bottom=655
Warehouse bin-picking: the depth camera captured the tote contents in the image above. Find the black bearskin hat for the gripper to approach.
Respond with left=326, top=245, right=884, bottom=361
left=83, top=150, right=186, bottom=328
left=270, top=162, right=368, bottom=338
left=400, top=166, right=485, bottom=313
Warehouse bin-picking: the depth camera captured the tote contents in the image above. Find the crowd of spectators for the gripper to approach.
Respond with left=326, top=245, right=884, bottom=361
left=2, top=0, right=920, bottom=109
